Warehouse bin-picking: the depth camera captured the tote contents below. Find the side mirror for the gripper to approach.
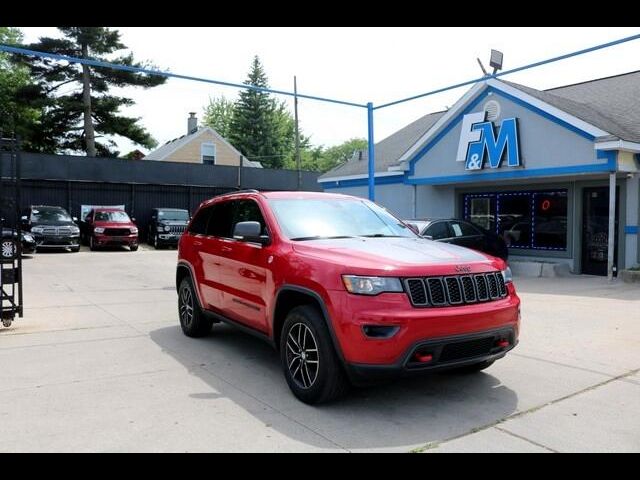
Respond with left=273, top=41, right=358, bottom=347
left=131, top=217, right=136, bottom=223
left=21, top=215, right=28, bottom=222
left=406, top=223, right=419, bottom=235
left=151, top=216, right=156, bottom=220
left=72, top=216, right=78, bottom=223
left=233, top=221, right=269, bottom=245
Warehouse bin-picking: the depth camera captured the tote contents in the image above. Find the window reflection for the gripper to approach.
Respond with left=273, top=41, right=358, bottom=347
left=464, top=190, right=568, bottom=251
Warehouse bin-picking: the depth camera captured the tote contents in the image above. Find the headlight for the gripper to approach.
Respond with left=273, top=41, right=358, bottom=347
left=70, top=226, right=80, bottom=234
left=342, top=275, right=403, bottom=295
left=32, top=226, right=44, bottom=234
left=131, top=227, right=139, bottom=234
left=163, top=225, right=171, bottom=232
left=94, top=227, right=105, bottom=234
left=23, top=233, right=35, bottom=242
left=502, top=266, right=513, bottom=284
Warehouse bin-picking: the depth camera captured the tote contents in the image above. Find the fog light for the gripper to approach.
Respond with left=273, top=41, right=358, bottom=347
left=362, top=325, right=400, bottom=339
left=497, top=339, right=509, bottom=348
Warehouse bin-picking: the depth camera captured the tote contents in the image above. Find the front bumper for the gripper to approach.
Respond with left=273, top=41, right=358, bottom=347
left=34, top=234, right=80, bottom=248
left=325, top=284, right=520, bottom=368
left=93, top=234, right=138, bottom=246
left=345, top=328, right=517, bottom=385
left=156, top=233, right=181, bottom=245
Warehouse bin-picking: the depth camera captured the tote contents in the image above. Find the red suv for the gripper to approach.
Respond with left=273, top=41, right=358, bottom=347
left=83, top=208, right=139, bottom=251
left=177, top=191, right=520, bottom=404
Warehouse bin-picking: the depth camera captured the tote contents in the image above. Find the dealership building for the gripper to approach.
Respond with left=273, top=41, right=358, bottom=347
left=319, top=71, right=640, bottom=276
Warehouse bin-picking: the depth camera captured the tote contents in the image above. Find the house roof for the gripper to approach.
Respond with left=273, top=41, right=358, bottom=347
left=144, top=127, right=262, bottom=168
left=320, top=70, right=640, bottom=180
left=319, top=110, right=445, bottom=179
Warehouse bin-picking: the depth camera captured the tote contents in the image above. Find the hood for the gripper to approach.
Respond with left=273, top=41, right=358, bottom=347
left=292, top=237, right=501, bottom=275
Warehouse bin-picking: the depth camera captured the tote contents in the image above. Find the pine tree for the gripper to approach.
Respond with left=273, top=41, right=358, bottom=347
left=17, top=27, right=166, bottom=157
left=229, top=56, right=284, bottom=168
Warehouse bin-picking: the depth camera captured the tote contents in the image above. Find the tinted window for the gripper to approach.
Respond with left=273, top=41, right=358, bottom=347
left=234, top=200, right=267, bottom=235
left=424, top=221, right=450, bottom=240
left=188, top=206, right=212, bottom=235
left=206, top=201, right=235, bottom=238
left=450, top=221, right=479, bottom=237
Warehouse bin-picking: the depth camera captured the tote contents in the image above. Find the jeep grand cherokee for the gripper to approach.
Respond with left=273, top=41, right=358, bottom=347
left=176, top=191, right=520, bottom=404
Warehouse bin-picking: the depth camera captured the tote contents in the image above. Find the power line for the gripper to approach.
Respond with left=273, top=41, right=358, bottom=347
left=375, top=32, right=640, bottom=110
left=0, top=44, right=368, bottom=109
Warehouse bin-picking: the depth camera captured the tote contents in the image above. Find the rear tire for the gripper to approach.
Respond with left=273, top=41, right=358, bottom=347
left=178, top=277, right=213, bottom=337
left=280, top=305, right=349, bottom=404
left=450, top=359, right=495, bottom=374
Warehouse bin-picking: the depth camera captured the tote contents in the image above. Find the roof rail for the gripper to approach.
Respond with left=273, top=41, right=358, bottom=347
left=230, top=189, right=259, bottom=194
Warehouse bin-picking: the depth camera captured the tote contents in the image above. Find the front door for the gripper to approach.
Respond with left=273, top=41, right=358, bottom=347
left=582, top=187, right=619, bottom=276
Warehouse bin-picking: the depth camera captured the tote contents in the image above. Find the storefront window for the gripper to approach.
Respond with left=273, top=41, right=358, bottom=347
left=464, top=189, right=568, bottom=251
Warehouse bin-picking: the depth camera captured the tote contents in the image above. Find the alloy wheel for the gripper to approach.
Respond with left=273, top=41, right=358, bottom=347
left=179, top=286, right=194, bottom=327
left=286, top=322, right=320, bottom=389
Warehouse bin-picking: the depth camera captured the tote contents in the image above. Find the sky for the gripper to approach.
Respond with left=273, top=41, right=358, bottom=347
left=18, top=27, right=640, bottom=156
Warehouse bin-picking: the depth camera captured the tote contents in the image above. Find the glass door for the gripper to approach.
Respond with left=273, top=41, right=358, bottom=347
left=581, top=187, right=619, bottom=276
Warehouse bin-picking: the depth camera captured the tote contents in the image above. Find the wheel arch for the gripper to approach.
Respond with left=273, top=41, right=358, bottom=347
left=272, top=285, right=345, bottom=363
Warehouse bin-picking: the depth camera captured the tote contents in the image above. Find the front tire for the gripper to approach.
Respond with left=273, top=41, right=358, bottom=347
left=89, top=236, right=98, bottom=251
left=130, top=244, right=139, bottom=252
left=70, top=245, right=80, bottom=253
left=280, top=305, right=349, bottom=404
left=152, top=233, right=160, bottom=249
left=178, top=277, right=213, bottom=337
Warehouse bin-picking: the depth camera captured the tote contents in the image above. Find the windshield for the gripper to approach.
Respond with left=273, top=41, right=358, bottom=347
left=268, top=198, right=415, bottom=240
left=158, top=210, right=189, bottom=221
left=94, top=211, right=131, bottom=223
left=31, top=208, right=72, bottom=223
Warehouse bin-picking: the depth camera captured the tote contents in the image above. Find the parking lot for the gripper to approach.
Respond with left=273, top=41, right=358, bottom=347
left=1, top=246, right=639, bottom=452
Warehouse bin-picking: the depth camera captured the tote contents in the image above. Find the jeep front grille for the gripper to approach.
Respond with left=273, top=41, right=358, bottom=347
left=404, top=272, right=507, bottom=307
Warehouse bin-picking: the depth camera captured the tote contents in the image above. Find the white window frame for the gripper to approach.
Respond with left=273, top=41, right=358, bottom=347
left=201, top=142, right=217, bottom=164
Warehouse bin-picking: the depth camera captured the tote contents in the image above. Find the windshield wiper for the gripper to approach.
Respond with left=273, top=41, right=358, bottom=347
left=359, top=234, right=403, bottom=238
left=290, top=235, right=355, bottom=241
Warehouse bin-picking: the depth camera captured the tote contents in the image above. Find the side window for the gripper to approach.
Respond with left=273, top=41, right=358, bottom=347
left=450, top=221, right=479, bottom=237
left=206, top=201, right=235, bottom=238
left=425, top=221, right=450, bottom=240
left=233, top=200, right=267, bottom=236
left=188, top=206, right=212, bottom=235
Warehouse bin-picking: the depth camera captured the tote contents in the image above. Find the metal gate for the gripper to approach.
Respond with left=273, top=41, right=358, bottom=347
left=0, top=134, right=23, bottom=327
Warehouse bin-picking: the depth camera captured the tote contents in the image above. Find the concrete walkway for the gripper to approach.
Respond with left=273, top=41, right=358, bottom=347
left=1, top=247, right=638, bottom=452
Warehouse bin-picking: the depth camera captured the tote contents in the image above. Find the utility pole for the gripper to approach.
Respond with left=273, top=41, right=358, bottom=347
left=294, top=76, right=302, bottom=190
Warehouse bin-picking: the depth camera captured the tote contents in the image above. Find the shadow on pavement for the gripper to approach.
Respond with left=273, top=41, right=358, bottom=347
left=149, top=324, right=518, bottom=450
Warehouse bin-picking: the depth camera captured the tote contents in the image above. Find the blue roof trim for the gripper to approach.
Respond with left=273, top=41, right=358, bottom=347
left=624, top=225, right=638, bottom=235
left=406, top=85, right=597, bottom=177
left=322, top=175, right=404, bottom=189
left=404, top=162, right=614, bottom=186
left=596, top=149, right=618, bottom=170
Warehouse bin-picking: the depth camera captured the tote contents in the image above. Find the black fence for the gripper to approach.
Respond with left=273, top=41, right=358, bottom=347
left=0, top=152, right=321, bottom=240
